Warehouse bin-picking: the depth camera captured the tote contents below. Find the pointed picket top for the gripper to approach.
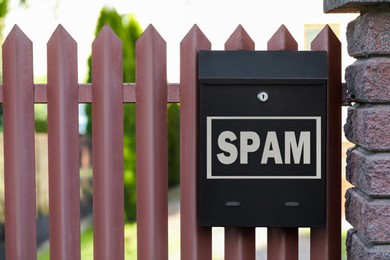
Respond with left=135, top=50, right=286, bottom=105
left=137, top=24, right=166, bottom=52
left=267, top=25, right=298, bottom=51
left=310, top=24, right=342, bottom=104
left=225, top=25, right=254, bottom=50
left=3, top=24, right=31, bottom=44
left=136, top=24, right=166, bottom=91
left=92, top=24, right=122, bottom=84
left=180, top=24, right=210, bottom=84
left=2, top=24, right=33, bottom=92
left=47, top=25, right=77, bottom=78
left=93, top=24, right=122, bottom=51
left=311, top=25, right=341, bottom=51
left=47, top=24, right=78, bottom=89
left=48, top=24, right=77, bottom=51
left=3, top=24, right=32, bottom=52
left=181, top=24, right=211, bottom=51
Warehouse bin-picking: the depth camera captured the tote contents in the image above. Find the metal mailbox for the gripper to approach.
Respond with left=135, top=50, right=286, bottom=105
left=199, top=51, right=328, bottom=227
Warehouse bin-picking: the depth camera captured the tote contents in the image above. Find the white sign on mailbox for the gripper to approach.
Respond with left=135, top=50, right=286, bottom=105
left=206, top=116, right=322, bottom=179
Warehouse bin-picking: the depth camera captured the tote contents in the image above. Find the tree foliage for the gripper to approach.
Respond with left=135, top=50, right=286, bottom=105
left=0, top=0, right=9, bottom=19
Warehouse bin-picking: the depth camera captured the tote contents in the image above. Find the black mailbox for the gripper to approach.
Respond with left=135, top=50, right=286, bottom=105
left=199, top=51, right=328, bottom=227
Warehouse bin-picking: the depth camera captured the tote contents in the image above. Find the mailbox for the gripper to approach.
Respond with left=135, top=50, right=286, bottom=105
left=199, top=51, right=328, bottom=227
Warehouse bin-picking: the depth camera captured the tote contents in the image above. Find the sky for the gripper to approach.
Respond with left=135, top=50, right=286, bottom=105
left=4, top=0, right=359, bottom=83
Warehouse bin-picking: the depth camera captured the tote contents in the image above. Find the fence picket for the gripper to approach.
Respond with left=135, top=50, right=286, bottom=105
left=310, top=25, right=342, bottom=260
left=224, top=25, right=256, bottom=260
left=136, top=25, right=168, bottom=260
left=2, top=25, right=37, bottom=260
left=266, top=25, right=299, bottom=260
left=180, top=25, right=212, bottom=260
left=47, top=25, right=80, bottom=260
left=267, top=24, right=298, bottom=51
left=92, top=25, right=124, bottom=260
left=224, top=24, right=255, bottom=50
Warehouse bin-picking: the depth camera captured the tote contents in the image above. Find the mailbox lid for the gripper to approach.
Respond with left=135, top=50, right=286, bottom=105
left=199, top=50, right=328, bottom=85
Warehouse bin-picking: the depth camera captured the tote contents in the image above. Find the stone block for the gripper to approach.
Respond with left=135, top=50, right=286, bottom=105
left=346, top=57, right=390, bottom=103
left=324, top=0, right=390, bottom=13
left=346, top=229, right=390, bottom=260
left=347, top=147, right=390, bottom=196
left=344, top=104, right=390, bottom=151
left=347, top=11, right=390, bottom=58
left=346, top=188, right=390, bottom=243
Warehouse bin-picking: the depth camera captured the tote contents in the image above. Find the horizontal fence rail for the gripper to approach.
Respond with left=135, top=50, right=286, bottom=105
left=0, top=83, right=180, bottom=103
left=1, top=23, right=341, bottom=259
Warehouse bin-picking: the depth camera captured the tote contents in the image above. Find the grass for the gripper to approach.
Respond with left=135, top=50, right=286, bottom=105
left=38, top=224, right=348, bottom=259
left=342, top=231, right=348, bottom=260
left=37, top=223, right=137, bottom=259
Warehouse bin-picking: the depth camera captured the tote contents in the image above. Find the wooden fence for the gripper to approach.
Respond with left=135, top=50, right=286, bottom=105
left=1, top=23, right=341, bottom=259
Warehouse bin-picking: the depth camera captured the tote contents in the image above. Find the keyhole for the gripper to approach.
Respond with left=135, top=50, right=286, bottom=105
left=257, top=91, right=268, bottom=102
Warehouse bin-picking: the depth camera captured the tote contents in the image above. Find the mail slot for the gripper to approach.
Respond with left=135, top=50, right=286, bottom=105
left=199, top=51, right=328, bottom=227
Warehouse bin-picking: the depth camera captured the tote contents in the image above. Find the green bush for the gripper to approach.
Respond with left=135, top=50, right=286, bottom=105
left=168, top=103, right=180, bottom=187
left=34, top=119, right=48, bottom=133
left=34, top=104, right=48, bottom=133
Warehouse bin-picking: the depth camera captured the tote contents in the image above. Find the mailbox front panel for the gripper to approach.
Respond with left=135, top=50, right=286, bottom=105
left=199, top=51, right=328, bottom=227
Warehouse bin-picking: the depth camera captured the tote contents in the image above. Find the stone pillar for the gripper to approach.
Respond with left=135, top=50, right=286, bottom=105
left=325, top=1, right=390, bottom=259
